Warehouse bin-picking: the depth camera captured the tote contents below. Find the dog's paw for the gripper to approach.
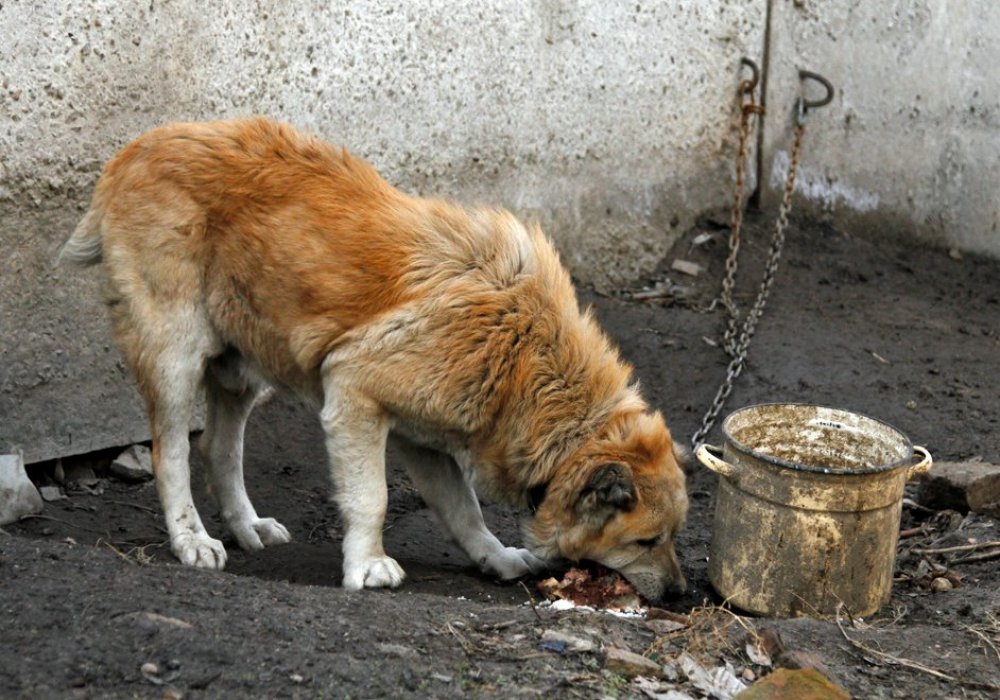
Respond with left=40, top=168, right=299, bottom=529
left=483, top=547, right=551, bottom=580
left=229, top=517, right=292, bottom=551
left=342, top=555, right=406, bottom=590
left=172, top=532, right=227, bottom=570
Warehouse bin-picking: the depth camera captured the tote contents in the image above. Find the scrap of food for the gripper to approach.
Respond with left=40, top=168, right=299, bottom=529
left=537, top=564, right=643, bottom=612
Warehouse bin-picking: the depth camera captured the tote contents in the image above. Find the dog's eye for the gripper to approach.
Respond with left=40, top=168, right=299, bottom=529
left=636, top=537, right=659, bottom=548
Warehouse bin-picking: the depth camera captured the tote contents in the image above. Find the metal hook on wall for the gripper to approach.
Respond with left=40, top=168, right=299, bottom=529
left=739, top=57, right=761, bottom=94
left=796, top=70, right=834, bottom=124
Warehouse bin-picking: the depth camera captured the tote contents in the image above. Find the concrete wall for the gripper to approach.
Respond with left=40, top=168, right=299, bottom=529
left=4, top=1, right=999, bottom=464
left=761, top=1, right=1000, bottom=253
left=1, top=1, right=764, bottom=463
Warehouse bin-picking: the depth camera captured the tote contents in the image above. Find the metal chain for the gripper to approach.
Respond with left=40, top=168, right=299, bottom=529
left=691, top=99, right=809, bottom=450
left=721, top=75, right=764, bottom=357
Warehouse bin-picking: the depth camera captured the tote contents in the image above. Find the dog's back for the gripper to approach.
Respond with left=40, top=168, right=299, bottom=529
left=62, top=118, right=549, bottom=390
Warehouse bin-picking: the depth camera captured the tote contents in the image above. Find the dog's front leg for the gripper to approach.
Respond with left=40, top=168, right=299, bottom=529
left=321, top=375, right=404, bottom=590
left=393, top=437, right=549, bottom=580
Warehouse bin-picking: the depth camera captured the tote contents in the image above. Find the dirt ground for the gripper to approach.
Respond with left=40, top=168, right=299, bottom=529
left=2, top=212, right=999, bottom=698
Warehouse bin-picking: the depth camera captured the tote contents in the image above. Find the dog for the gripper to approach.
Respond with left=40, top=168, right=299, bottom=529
left=60, top=118, right=688, bottom=599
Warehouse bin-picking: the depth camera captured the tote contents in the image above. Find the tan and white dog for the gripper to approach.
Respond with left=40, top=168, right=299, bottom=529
left=61, top=118, right=688, bottom=599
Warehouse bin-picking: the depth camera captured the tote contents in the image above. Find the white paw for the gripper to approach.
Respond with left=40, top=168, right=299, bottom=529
left=229, top=517, right=292, bottom=551
left=172, top=532, right=227, bottom=570
left=483, top=547, right=551, bottom=580
left=343, top=555, right=406, bottom=590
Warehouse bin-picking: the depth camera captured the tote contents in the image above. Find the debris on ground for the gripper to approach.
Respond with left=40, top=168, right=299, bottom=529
left=678, top=652, right=746, bottom=699
left=38, top=485, right=67, bottom=502
left=604, top=645, right=664, bottom=678
left=632, top=676, right=698, bottom=699
left=671, top=259, right=704, bottom=277
left=109, top=444, right=154, bottom=483
left=917, top=459, right=1000, bottom=518
left=0, top=453, right=43, bottom=525
left=537, top=564, right=643, bottom=612
left=538, top=629, right=596, bottom=654
left=54, top=460, right=102, bottom=492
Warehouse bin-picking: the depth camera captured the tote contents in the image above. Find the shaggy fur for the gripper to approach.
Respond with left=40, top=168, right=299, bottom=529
left=61, top=118, right=688, bottom=598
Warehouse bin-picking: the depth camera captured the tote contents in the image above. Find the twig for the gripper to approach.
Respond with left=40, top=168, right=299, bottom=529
left=902, top=498, right=936, bottom=513
left=445, top=622, right=477, bottom=655
left=99, top=539, right=156, bottom=566
left=631, top=290, right=674, bottom=301
left=105, top=500, right=157, bottom=515
left=17, top=514, right=109, bottom=537
left=952, top=549, right=1000, bottom=565
left=964, top=624, right=1000, bottom=665
left=912, top=541, right=1000, bottom=556
left=835, top=605, right=1000, bottom=692
left=519, top=580, right=542, bottom=622
left=898, top=527, right=926, bottom=539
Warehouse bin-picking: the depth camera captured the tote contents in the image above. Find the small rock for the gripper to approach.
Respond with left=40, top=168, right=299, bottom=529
left=917, top=460, right=1000, bottom=517
left=162, top=688, right=183, bottom=700
left=121, top=611, right=194, bottom=631
left=0, top=453, right=43, bottom=525
left=948, top=247, right=963, bottom=261
left=671, top=259, right=704, bottom=277
left=376, top=642, right=419, bottom=659
left=540, top=629, right=596, bottom=653
left=735, top=667, right=850, bottom=699
left=110, top=445, right=154, bottom=483
left=930, top=576, right=954, bottom=592
left=605, top=646, right=664, bottom=678
left=39, top=485, right=67, bottom=502
left=289, top=673, right=304, bottom=684
left=141, top=662, right=159, bottom=676
left=431, top=673, right=453, bottom=683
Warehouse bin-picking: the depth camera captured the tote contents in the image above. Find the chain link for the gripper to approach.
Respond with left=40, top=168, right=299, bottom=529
left=691, top=98, right=807, bottom=450
left=720, top=83, right=763, bottom=357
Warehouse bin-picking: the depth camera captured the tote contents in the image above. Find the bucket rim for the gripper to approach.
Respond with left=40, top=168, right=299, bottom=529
left=721, top=402, right=915, bottom=475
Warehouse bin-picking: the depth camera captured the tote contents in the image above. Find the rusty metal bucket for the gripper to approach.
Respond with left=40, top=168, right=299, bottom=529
left=696, top=403, right=932, bottom=618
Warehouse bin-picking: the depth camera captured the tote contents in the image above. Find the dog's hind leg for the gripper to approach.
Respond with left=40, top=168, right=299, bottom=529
left=200, top=350, right=291, bottom=551
left=115, top=308, right=227, bottom=570
left=321, top=374, right=404, bottom=590
left=392, top=437, right=549, bottom=580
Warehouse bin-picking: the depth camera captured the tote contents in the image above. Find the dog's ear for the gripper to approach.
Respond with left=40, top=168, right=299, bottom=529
left=577, top=462, right=636, bottom=514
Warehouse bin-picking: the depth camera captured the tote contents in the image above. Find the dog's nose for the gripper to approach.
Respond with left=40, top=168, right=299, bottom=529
left=663, top=576, right=687, bottom=597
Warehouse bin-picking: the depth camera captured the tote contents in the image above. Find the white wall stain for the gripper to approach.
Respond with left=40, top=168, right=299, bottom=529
left=770, top=150, right=880, bottom=214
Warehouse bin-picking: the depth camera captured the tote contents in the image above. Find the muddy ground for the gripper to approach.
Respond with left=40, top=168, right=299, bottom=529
left=2, top=213, right=999, bottom=698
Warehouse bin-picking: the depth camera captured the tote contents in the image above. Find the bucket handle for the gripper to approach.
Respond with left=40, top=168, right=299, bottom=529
left=906, top=445, right=933, bottom=481
left=696, top=443, right=738, bottom=479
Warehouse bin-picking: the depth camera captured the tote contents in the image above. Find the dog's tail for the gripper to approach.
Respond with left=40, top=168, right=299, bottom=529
left=58, top=204, right=105, bottom=266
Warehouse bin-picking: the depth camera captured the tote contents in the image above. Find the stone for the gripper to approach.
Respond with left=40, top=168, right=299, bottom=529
left=110, top=445, right=154, bottom=483
left=540, top=629, right=596, bottom=653
left=0, top=453, right=43, bottom=525
left=38, top=485, right=66, bottom=502
left=735, top=668, right=850, bottom=700
left=671, top=259, right=704, bottom=277
left=604, top=646, right=664, bottom=678
left=917, top=460, right=1000, bottom=517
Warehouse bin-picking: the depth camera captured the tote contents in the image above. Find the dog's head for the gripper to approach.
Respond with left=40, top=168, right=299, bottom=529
left=525, top=409, right=689, bottom=601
